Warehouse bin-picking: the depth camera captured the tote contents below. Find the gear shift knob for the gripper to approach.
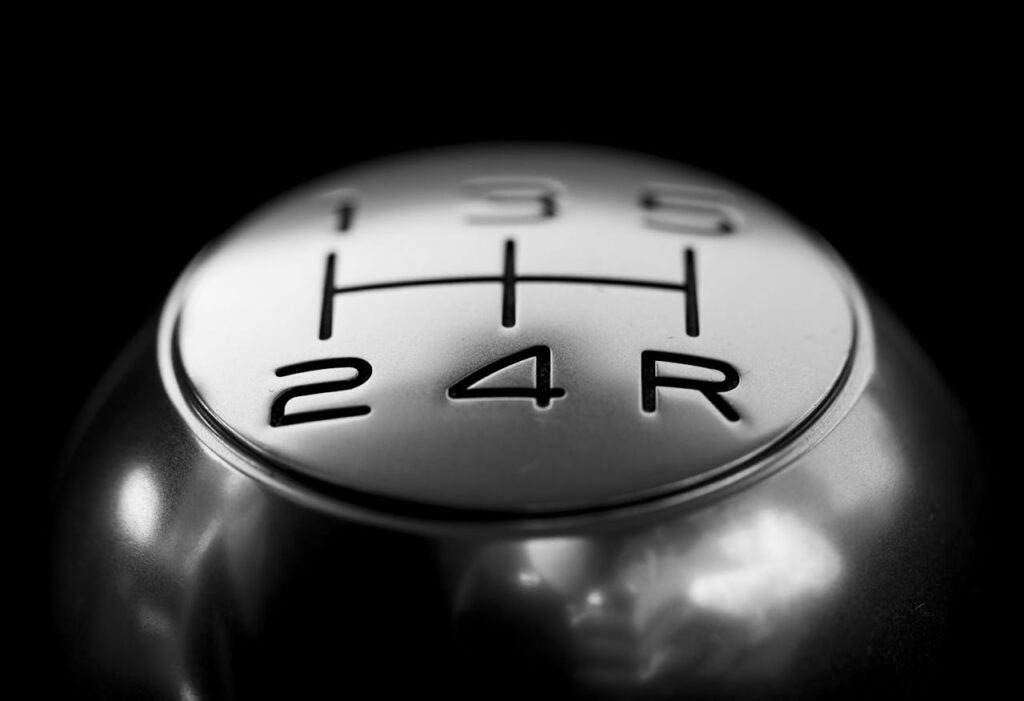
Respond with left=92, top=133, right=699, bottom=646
left=51, top=144, right=975, bottom=699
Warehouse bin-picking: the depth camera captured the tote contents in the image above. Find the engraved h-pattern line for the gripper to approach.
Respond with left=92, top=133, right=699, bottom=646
left=319, top=239, right=698, bottom=340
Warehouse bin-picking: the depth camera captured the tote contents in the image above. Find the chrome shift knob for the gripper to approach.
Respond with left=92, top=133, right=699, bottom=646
left=51, top=144, right=975, bottom=699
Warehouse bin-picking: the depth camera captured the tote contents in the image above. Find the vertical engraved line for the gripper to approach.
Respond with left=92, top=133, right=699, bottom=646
left=320, top=253, right=337, bottom=340
left=502, top=239, right=517, bottom=328
left=685, top=247, right=699, bottom=337
left=336, top=201, right=355, bottom=232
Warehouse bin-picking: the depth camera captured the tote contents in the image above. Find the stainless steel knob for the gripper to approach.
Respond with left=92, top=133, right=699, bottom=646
left=51, top=144, right=977, bottom=699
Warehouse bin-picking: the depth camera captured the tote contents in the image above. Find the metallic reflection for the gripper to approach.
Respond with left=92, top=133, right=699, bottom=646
left=476, top=505, right=845, bottom=693
left=117, top=466, right=161, bottom=545
left=54, top=285, right=975, bottom=699
left=180, top=680, right=199, bottom=701
left=571, top=508, right=842, bottom=691
left=524, top=537, right=594, bottom=594
left=811, top=400, right=907, bottom=519
left=686, top=509, right=841, bottom=621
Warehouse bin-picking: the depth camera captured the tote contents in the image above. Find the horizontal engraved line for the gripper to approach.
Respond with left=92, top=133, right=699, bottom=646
left=334, top=274, right=686, bottom=295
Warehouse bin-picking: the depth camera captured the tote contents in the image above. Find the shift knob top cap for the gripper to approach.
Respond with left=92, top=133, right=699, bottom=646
left=168, top=145, right=863, bottom=515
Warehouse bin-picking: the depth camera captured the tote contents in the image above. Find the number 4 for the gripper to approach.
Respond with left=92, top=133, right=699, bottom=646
left=448, top=346, right=566, bottom=408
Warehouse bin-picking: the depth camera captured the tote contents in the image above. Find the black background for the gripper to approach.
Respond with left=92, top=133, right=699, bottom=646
left=26, top=56, right=1011, bottom=697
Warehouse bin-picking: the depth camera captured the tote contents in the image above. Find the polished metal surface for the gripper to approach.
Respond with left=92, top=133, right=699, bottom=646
left=174, top=146, right=856, bottom=513
left=52, top=144, right=975, bottom=699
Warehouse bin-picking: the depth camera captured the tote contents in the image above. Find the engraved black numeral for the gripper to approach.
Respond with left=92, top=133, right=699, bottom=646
left=640, top=184, right=739, bottom=235
left=641, top=350, right=740, bottom=421
left=465, top=177, right=561, bottom=223
left=270, top=358, right=372, bottom=426
left=448, top=346, right=566, bottom=408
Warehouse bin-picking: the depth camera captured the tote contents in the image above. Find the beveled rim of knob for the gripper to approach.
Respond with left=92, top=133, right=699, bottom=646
left=156, top=143, right=876, bottom=534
